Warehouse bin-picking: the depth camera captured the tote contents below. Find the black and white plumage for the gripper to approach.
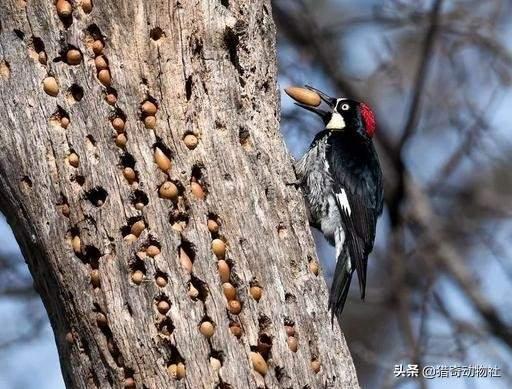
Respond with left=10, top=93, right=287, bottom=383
left=293, top=86, right=383, bottom=320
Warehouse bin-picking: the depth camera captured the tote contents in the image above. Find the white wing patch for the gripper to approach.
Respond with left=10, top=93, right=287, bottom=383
left=336, top=189, right=351, bottom=216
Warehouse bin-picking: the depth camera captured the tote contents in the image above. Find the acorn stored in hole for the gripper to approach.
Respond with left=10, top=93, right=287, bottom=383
left=65, top=332, right=74, bottom=344
left=154, top=147, right=171, bottom=172
left=284, top=325, right=295, bottom=337
left=309, top=260, right=319, bottom=276
left=199, top=321, right=215, bottom=338
left=229, top=322, right=242, bottom=338
left=43, top=76, right=59, bottom=96
left=123, top=233, right=137, bottom=243
left=124, top=377, right=135, bottom=389
left=218, top=260, right=230, bottom=283
left=56, top=0, right=72, bottom=17
left=167, top=362, right=186, bottom=379
left=287, top=336, right=298, bottom=352
left=97, top=69, right=111, bottom=86
left=284, top=86, right=321, bottom=107
left=81, top=0, right=93, bottom=13
left=123, top=167, right=136, bottom=184
left=66, top=49, right=82, bottom=65
left=144, top=115, right=156, bottom=129
left=60, top=117, right=70, bottom=129
left=131, top=270, right=144, bottom=285
left=157, top=300, right=170, bottom=314
left=183, top=134, right=198, bottom=150
left=115, top=133, right=127, bottom=147
left=250, top=352, right=268, bottom=376
left=94, top=55, right=108, bottom=70
left=228, top=300, right=241, bottom=315
left=38, top=51, right=47, bottom=65
left=250, top=285, right=262, bottom=301
left=210, top=357, right=221, bottom=371
left=159, top=181, right=178, bottom=200
left=222, top=282, right=236, bottom=301
left=141, top=101, right=157, bottom=115
left=105, top=93, right=117, bottom=105
left=156, top=275, right=167, bottom=288
left=190, top=181, right=204, bottom=199
left=71, top=235, right=81, bottom=253
left=92, top=40, right=104, bottom=55
left=90, top=269, right=100, bottom=288
left=130, top=220, right=145, bottom=237
left=211, top=239, right=226, bottom=258
left=207, top=219, right=219, bottom=233
left=112, top=117, right=125, bottom=132
left=146, top=245, right=160, bottom=257
left=311, top=359, right=321, bottom=373
left=179, top=248, right=193, bottom=273
left=96, top=312, right=107, bottom=327
left=188, top=283, right=199, bottom=299
left=68, top=152, right=79, bottom=168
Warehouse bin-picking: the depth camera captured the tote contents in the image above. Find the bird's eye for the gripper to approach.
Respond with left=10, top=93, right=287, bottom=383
left=340, top=103, right=350, bottom=111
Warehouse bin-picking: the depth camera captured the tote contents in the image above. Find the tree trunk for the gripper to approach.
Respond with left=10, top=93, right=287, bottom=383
left=0, top=1, right=358, bottom=388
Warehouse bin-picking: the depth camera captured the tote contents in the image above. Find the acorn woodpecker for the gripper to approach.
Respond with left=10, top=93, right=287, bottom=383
left=292, top=86, right=383, bottom=320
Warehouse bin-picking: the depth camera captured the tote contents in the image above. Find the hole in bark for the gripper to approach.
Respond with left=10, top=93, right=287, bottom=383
left=153, top=139, right=174, bottom=160
left=150, top=27, right=165, bottom=41
left=185, top=75, right=193, bottom=101
left=13, top=29, right=25, bottom=40
left=223, top=27, right=243, bottom=75
left=220, top=0, right=229, bottom=7
left=257, top=333, right=272, bottom=360
left=131, top=190, right=149, bottom=210
left=20, top=176, right=32, bottom=188
left=72, top=175, right=86, bottom=186
left=155, top=271, right=168, bottom=288
left=284, top=293, right=296, bottom=304
left=210, top=349, right=224, bottom=365
left=121, top=216, right=145, bottom=240
left=189, top=275, right=208, bottom=302
left=190, top=164, right=207, bottom=199
left=275, top=366, right=289, bottom=383
left=120, top=152, right=136, bottom=168
left=49, top=106, right=70, bottom=128
left=82, top=245, right=102, bottom=268
left=215, top=384, right=234, bottom=389
left=238, top=126, right=251, bottom=149
left=85, top=134, right=96, bottom=147
left=86, top=24, right=103, bottom=40
left=169, top=210, right=189, bottom=232
left=228, top=321, right=242, bottom=338
left=277, top=223, right=288, bottom=239
left=85, top=186, right=108, bottom=207
left=157, top=316, right=175, bottom=336
left=58, top=8, right=73, bottom=29
left=258, top=314, right=272, bottom=332
left=191, top=36, right=203, bottom=56
left=68, top=84, right=84, bottom=101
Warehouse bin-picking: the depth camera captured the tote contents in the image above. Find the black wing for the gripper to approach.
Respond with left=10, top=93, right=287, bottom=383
left=327, top=134, right=383, bottom=299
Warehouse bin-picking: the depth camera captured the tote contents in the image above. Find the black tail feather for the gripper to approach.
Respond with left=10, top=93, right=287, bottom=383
left=328, top=248, right=353, bottom=323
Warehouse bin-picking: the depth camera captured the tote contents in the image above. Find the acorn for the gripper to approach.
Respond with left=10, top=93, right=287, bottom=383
left=157, top=300, right=170, bottom=314
left=199, top=321, right=215, bottom=338
left=144, top=115, right=156, bottom=129
left=56, top=0, right=72, bottom=17
left=250, top=352, right=267, bottom=376
left=159, top=181, right=178, bottom=200
left=309, top=260, right=319, bottom=276
left=217, top=260, right=230, bottom=283
left=115, top=133, right=127, bottom=147
left=94, top=55, right=108, bottom=70
left=81, top=0, right=93, bottom=13
left=284, top=86, right=321, bottom=107
left=176, top=363, right=186, bottom=379
left=284, top=325, right=295, bottom=337
left=222, top=282, right=236, bottom=301
left=141, top=101, right=157, bottom=115
left=61, top=204, right=70, bottom=217
left=183, top=134, right=198, bottom=150
left=146, top=245, right=160, bottom=257
left=65, top=332, right=74, bottom=344
left=311, top=359, right=321, bottom=373
left=60, top=116, right=70, bottom=129
left=229, top=323, right=242, bottom=338
left=228, top=300, right=241, bottom=315
left=105, top=93, right=117, bottom=105
left=130, top=220, right=145, bottom=237
left=167, top=364, right=177, bottom=378
left=92, top=40, right=104, bottom=55
left=123, top=233, right=137, bottom=243
left=112, top=117, right=125, bottom=132
left=96, top=312, right=107, bottom=327
left=38, top=51, right=47, bottom=65
left=210, top=357, right=222, bottom=371
left=250, top=285, right=262, bottom=301
left=131, top=270, right=144, bottom=285
left=154, top=147, right=171, bottom=172
left=124, top=377, right=135, bottom=389
left=43, top=76, right=59, bottom=96
left=68, top=152, right=79, bottom=168
left=98, top=69, right=111, bottom=86
left=287, top=336, right=298, bottom=352
left=66, top=49, right=82, bottom=65
left=123, top=167, right=136, bottom=183
left=179, top=248, right=193, bottom=273
left=134, top=202, right=144, bottom=210
left=90, top=269, right=100, bottom=288
left=71, top=235, right=81, bottom=253
left=190, top=181, right=204, bottom=199
left=211, top=239, right=226, bottom=258
left=207, top=219, right=219, bottom=233
left=156, top=275, right=167, bottom=288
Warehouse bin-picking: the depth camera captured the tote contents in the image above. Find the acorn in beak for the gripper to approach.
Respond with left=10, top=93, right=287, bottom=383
left=285, top=85, right=336, bottom=122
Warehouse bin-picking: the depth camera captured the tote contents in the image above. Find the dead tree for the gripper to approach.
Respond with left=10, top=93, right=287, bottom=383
left=0, top=1, right=358, bottom=387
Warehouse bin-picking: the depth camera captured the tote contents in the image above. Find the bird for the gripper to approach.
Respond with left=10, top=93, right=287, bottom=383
left=290, top=85, right=384, bottom=320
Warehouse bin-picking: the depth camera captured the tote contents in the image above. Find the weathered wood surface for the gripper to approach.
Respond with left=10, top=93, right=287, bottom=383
left=0, top=0, right=358, bottom=388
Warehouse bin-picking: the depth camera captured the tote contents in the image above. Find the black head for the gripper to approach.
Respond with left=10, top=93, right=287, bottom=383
left=294, top=85, right=376, bottom=138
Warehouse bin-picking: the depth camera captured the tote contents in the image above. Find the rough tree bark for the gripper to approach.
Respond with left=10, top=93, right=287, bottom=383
left=0, top=1, right=358, bottom=388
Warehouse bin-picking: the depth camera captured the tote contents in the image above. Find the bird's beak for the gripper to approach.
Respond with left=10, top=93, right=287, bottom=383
left=304, top=85, right=337, bottom=108
left=294, top=85, right=337, bottom=121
